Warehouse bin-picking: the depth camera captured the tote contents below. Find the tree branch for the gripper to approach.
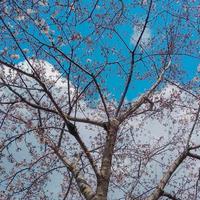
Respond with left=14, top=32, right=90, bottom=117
left=162, top=191, right=181, bottom=200
left=119, top=60, right=171, bottom=122
left=51, top=146, right=96, bottom=200
left=146, top=150, right=187, bottom=200
left=115, top=0, right=153, bottom=117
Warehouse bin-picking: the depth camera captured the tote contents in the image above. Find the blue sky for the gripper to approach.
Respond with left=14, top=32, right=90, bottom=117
left=1, top=0, right=199, bottom=101
left=0, top=1, right=200, bottom=199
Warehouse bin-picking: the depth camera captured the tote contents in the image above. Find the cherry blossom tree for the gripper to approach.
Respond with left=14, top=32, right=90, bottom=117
left=0, top=1, right=199, bottom=200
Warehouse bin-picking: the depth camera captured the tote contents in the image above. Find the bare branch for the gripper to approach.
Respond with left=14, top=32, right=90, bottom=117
left=162, top=191, right=181, bottom=200
left=146, top=151, right=187, bottom=200
left=119, top=60, right=171, bottom=122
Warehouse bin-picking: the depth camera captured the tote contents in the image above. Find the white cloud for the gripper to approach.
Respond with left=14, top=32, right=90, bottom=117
left=0, top=59, right=75, bottom=107
left=0, top=60, right=199, bottom=199
left=23, top=60, right=70, bottom=86
left=130, top=23, right=151, bottom=48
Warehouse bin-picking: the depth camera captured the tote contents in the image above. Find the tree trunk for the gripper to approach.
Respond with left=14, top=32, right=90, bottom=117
left=93, top=119, right=119, bottom=200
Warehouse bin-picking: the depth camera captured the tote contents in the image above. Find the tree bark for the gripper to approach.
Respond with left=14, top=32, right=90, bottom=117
left=146, top=151, right=187, bottom=200
left=93, top=119, right=119, bottom=200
